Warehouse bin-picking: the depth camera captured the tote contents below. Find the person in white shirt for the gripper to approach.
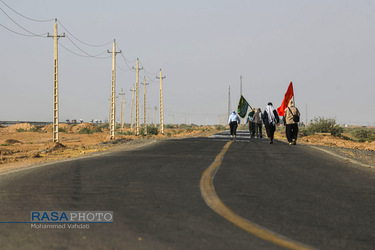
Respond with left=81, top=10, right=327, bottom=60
left=228, top=111, right=240, bottom=138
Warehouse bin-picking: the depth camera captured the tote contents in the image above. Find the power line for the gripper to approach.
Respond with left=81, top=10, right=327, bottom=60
left=116, top=64, right=133, bottom=72
left=63, top=35, right=111, bottom=59
left=115, top=43, right=157, bottom=77
left=116, top=43, right=137, bottom=72
left=0, top=22, right=47, bottom=37
left=1, top=1, right=166, bottom=115
left=118, top=51, right=136, bottom=72
left=114, top=44, right=158, bottom=82
left=116, top=44, right=136, bottom=63
left=139, top=60, right=159, bottom=76
left=58, top=41, right=110, bottom=59
left=144, top=71, right=158, bottom=83
left=139, top=60, right=158, bottom=82
left=57, top=20, right=113, bottom=47
left=0, top=6, right=47, bottom=37
left=144, top=68, right=159, bottom=76
left=0, top=0, right=54, bottom=22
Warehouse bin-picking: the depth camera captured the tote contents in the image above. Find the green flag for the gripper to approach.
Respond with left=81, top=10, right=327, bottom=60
left=237, top=95, right=251, bottom=118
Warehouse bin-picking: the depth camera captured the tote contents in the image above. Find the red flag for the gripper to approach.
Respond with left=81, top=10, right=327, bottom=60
left=277, top=82, right=294, bottom=116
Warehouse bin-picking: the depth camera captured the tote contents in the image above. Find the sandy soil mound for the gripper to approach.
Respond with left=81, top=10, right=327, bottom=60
left=42, top=124, right=53, bottom=132
left=301, top=135, right=375, bottom=151
left=42, top=123, right=73, bottom=133
left=6, top=123, right=35, bottom=132
left=60, top=123, right=73, bottom=132
left=72, top=123, right=98, bottom=133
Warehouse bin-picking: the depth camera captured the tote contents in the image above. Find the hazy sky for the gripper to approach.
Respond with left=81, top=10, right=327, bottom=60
left=1, top=0, right=374, bottom=125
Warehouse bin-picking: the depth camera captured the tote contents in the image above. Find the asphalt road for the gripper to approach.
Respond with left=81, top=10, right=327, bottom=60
left=0, top=131, right=374, bottom=249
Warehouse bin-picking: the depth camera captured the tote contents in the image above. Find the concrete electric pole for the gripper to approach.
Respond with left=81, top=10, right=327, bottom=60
left=228, top=85, right=231, bottom=118
left=107, top=40, right=122, bottom=140
left=47, top=19, right=65, bottom=143
left=154, top=106, right=157, bottom=126
left=147, top=106, right=151, bottom=128
left=240, top=75, right=243, bottom=97
left=130, top=85, right=135, bottom=132
left=156, top=69, right=166, bottom=134
left=141, top=76, right=149, bottom=135
left=132, top=59, right=143, bottom=136
left=119, top=89, right=125, bottom=132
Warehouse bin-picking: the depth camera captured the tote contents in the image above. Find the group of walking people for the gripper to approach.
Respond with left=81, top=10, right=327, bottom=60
left=228, top=100, right=300, bottom=144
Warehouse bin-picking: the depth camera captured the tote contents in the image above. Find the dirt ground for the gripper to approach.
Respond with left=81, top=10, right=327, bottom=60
left=0, top=123, right=374, bottom=173
left=0, top=123, right=218, bottom=173
left=274, top=130, right=375, bottom=151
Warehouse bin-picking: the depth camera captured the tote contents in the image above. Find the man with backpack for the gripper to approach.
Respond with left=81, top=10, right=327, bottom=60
left=283, top=100, right=300, bottom=145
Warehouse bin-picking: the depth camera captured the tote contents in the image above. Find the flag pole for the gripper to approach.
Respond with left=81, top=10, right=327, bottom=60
left=292, top=82, right=295, bottom=105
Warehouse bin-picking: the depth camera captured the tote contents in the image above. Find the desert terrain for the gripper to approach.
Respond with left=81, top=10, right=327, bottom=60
left=0, top=123, right=219, bottom=173
left=0, top=123, right=374, bottom=173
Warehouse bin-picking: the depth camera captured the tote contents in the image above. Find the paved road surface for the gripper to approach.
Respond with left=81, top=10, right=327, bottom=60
left=0, top=131, right=374, bottom=249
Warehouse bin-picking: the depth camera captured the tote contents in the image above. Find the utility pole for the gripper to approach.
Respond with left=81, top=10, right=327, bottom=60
left=154, top=106, right=157, bottom=126
left=108, top=97, right=111, bottom=129
left=156, top=69, right=166, bottom=134
left=130, top=85, right=135, bottom=132
left=119, top=89, right=125, bottom=132
left=107, top=39, right=122, bottom=140
left=240, top=75, right=242, bottom=97
left=47, top=19, right=65, bottom=143
left=141, top=76, right=149, bottom=135
left=228, top=85, right=231, bottom=118
left=132, top=59, right=143, bottom=136
left=147, top=106, right=150, bottom=128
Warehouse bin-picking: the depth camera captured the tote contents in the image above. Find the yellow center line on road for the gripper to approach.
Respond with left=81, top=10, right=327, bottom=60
left=200, top=141, right=314, bottom=250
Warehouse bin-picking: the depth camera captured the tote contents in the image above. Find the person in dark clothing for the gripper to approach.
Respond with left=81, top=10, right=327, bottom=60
left=283, top=100, right=300, bottom=145
left=253, top=108, right=263, bottom=138
left=246, top=108, right=255, bottom=138
left=262, top=102, right=280, bottom=144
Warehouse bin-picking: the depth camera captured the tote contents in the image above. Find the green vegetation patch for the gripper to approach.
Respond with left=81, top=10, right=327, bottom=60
left=303, top=117, right=343, bottom=137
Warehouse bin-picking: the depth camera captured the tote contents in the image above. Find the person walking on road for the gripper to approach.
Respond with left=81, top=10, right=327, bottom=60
left=253, top=108, right=263, bottom=138
left=228, top=111, right=240, bottom=138
left=283, top=100, right=300, bottom=145
left=246, top=108, right=255, bottom=138
left=262, top=102, right=280, bottom=144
